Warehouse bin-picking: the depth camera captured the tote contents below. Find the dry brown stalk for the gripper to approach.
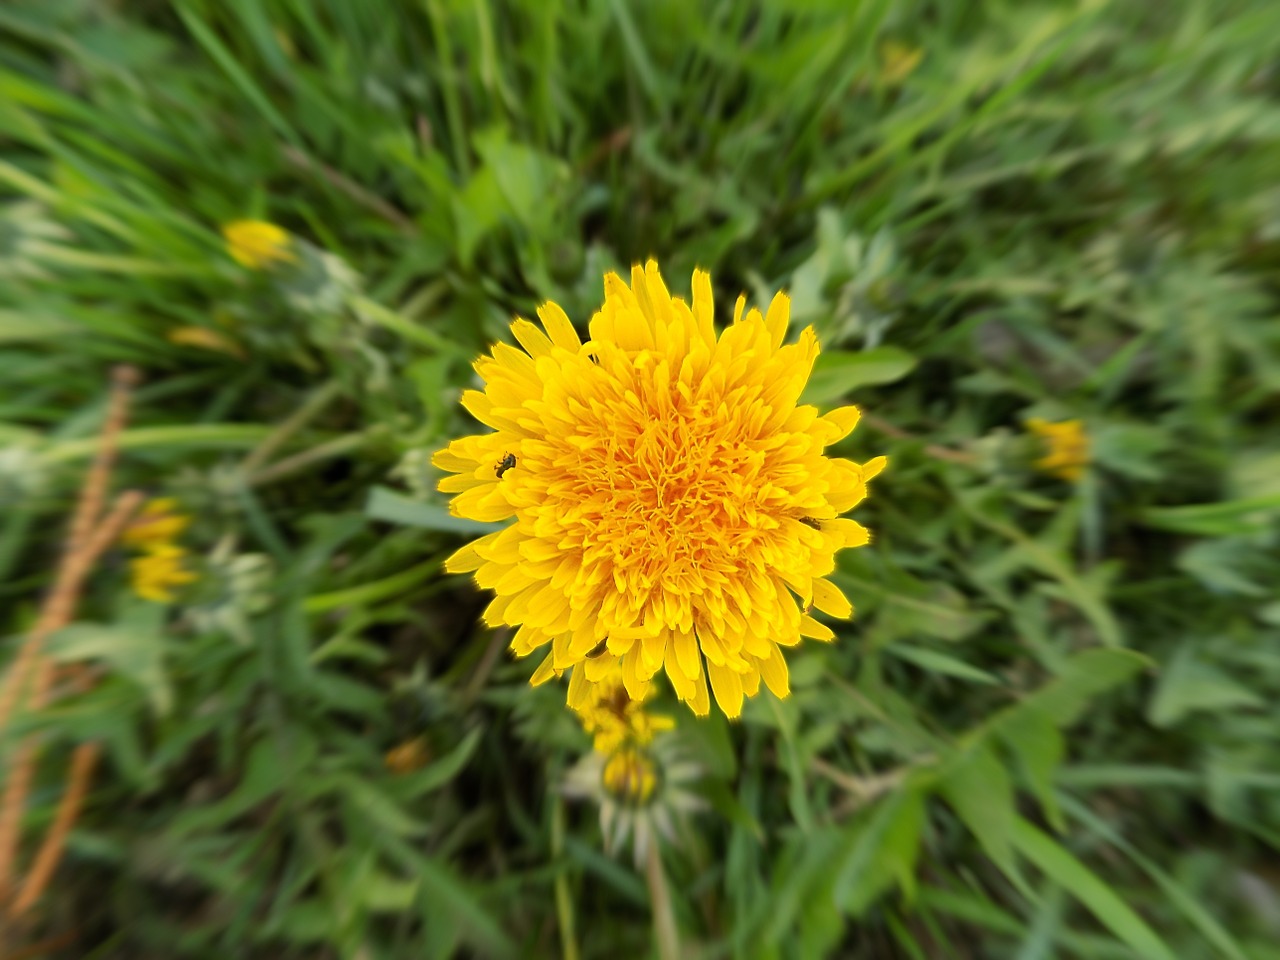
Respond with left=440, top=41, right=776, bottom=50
left=0, top=928, right=78, bottom=960
left=20, top=491, right=146, bottom=712
left=0, top=490, right=144, bottom=909
left=0, top=367, right=138, bottom=913
left=0, top=488, right=142, bottom=892
left=8, top=742, right=100, bottom=919
left=281, top=144, right=416, bottom=233
left=0, top=369, right=138, bottom=735
left=860, top=412, right=976, bottom=465
left=67, top=366, right=138, bottom=554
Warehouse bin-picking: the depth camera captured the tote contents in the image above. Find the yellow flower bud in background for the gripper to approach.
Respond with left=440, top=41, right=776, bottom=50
left=1026, top=418, right=1091, bottom=482
left=222, top=219, right=296, bottom=271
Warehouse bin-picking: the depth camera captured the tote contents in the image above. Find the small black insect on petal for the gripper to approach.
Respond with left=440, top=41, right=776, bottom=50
left=496, top=453, right=517, bottom=478
left=799, top=517, right=822, bottom=530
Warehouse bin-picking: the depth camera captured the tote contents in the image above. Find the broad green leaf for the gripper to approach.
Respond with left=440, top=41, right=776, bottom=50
left=1010, top=818, right=1176, bottom=960
left=453, top=166, right=509, bottom=267
left=802, top=346, right=918, bottom=405
left=998, top=707, right=1065, bottom=831
left=473, top=127, right=564, bottom=233
left=270, top=898, right=333, bottom=944
left=361, top=872, right=421, bottom=913
left=47, top=620, right=171, bottom=715
left=940, top=741, right=1019, bottom=880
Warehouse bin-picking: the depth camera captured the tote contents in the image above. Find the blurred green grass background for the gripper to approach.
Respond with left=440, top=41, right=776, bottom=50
left=2, top=0, right=1280, bottom=957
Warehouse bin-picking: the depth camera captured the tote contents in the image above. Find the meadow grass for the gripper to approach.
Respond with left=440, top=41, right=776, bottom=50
left=1, top=1, right=1279, bottom=957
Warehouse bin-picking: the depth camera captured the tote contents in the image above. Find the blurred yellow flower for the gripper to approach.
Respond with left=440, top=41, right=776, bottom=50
left=130, top=543, right=198, bottom=603
left=880, top=40, right=924, bottom=86
left=569, top=663, right=674, bottom=754
left=222, top=219, right=295, bottom=270
left=384, top=736, right=431, bottom=774
left=602, top=746, right=658, bottom=805
left=437, top=260, right=884, bottom=719
left=1027, top=418, right=1090, bottom=482
left=124, top=498, right=198, bottom=603
left=564, top=736, right=703, bottom=863
left=167, top=326, right=246, bottom=358
left=122, top=498, right=191, bottom=548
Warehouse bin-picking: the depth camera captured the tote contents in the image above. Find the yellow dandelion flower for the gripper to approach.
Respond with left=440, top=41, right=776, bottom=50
left=436, top=261, right=885, bottom=719
left=122, top=498, right=192, bottom=548
left=1027, top=418, right=1090, bottom=482
left=130, top=543, right=198, bottom=603
left=569, top=662, right=674, bottom=754
left=222, top=219, right=295, bottom=270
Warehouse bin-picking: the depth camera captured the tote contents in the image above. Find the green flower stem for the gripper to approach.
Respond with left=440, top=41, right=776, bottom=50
left=302, top=557, right=442, bottom=614
left=240, top=380, right=344, bottom=476
left=247, top=431, right=373, bottom=487
left=552, top=795, right=580, bottom=960
left=28, top=243, right=216, bottom=277
left=39, top=424, right=272, bottom=465
left=645, top=841, right=680, bottom=960
left=351, top=294, right=468, bottom=356
left=0, top=507, right=34, bottom=585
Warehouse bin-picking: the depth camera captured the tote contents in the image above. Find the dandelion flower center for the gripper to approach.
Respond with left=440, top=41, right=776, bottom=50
left=437, top=261, right=885, bottom=718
